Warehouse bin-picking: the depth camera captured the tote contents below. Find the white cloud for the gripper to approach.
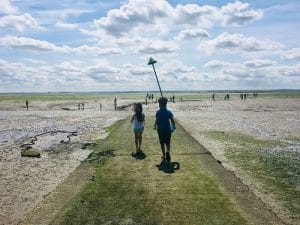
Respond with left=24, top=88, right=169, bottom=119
left=86, top=64, right=125, bottom=82
left=0, top=59, right=47, bottom=86
left=222, top=67, right=265, bottom=79
left=174, top=3, right=218, bottom=27
left=244, top=59, right=276, bottom=68
left=94, top=0, right=173, bottom=37
left=174, top=1, right=263, bottom=28
left=202, top=59, right=300, bottom=81
left=115, top=35, right=144, bottom=46
left=221, top=1, right=263, bottom=26
left=0, top=59, right=129, bottom=90
left=79, top=0, right=264, bottom=56
left=278, top=63, right=300, bottom=77
left=137, top=40, right=179, bottom=54
left=204, top=60, right=230, bottom=68
left=0, top=36, right=122, bottom=55
left=55, top=21, right=78, bottom=30
left=0, top=13, right=43, bottom=32
left=91, top=0, right=263, bottom=39
left=0, top=59, right=18, bottom=82
left=73, top=45, right=122, bottom=55
left=0, top=35, right=71, bottom=52
left=1, top=57, right=299, bottom=92
left=283, top=48, right=300, bottom=61
left=161, top=59, right=197, bottom=74
left=123, top=64, right=150, bottom=76
left=175, top=28, right=210, bottom=41
left=37, top=8, right=94, bottom=20
left=199, top=32, right=282, bottom=54
left=55, top=62, right=82, bottom=72
left=0, top=0, right=17, bottom=15
left=88, top=64, right=120, bottom=74
left=0, top=0, right=43, bottom=32
left=23, top=58, right=47, bottom=64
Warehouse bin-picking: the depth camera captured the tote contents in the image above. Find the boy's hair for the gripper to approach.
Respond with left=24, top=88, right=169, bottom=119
left=158, top=97, right=168, bottom=107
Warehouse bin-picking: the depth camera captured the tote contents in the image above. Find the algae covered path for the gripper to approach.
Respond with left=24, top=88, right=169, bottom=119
left=24, top=116, right=285, bottom=225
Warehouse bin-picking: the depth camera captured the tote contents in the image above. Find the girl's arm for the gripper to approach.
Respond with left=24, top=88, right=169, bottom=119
left=130, top=114, right=134, bottom=123
left=142, top=114, right=145, bottom=126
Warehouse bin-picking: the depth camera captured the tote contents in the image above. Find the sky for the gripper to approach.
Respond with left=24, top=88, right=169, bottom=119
left=0, top=0, right=299, bottom=92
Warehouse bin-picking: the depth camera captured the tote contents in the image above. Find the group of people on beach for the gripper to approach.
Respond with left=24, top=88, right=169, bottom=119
left=78, top=102, right=85, bottom=110
left=131, top=97, right=175, bottom=162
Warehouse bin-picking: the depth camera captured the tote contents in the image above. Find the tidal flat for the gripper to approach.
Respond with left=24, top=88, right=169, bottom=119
left=0, top=91, right=299, bottom=225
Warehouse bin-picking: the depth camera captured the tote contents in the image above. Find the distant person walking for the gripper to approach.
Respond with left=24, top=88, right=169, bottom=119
left=212, top=93, right=215, bottom=101
left=226, top=94, right=230, bottom=100
left=154, top=97, right=176, bottom=162
left=99, top=103, right=102, bottom=110
left=25, top=100, right=29, bottom=110
left=131, top=103, right=145, bottom=154
left=114, top=97, right=117, bottom=110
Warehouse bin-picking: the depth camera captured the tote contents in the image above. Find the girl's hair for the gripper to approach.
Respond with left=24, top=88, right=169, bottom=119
left=135, top=103, right=143, bottom=122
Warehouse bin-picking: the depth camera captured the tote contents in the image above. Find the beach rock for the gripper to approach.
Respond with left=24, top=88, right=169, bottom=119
left=81, top=142, right=96, bottom=149
left=21, top=149, right=41, bottom=158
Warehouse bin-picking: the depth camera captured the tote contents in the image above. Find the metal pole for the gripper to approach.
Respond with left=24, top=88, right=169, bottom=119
left=152, top=64, right=163, bottom=97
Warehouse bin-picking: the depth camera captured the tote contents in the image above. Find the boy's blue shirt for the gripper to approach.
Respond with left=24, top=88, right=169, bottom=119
left=156, top=108, right=173, bottom=131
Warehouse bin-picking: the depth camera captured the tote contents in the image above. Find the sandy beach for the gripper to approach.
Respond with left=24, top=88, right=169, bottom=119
left=0, top=98, right=132, bottom=225
left=0, top=93, right=299, bottom=225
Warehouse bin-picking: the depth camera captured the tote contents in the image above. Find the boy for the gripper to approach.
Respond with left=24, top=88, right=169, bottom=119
left=154, top=97, right=176, bottom=162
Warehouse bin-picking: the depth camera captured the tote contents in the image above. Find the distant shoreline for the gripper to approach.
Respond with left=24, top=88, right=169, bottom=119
left=1, top=89, right=300, bottom=95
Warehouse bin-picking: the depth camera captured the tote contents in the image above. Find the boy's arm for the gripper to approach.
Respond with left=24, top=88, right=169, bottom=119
left=154, top=117, right=158, bottom=130
left=170, top=117, right=176, bottom=130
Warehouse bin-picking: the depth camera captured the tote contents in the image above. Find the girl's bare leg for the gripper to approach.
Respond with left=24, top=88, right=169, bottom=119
left=134, top=133, right=139, bottom=151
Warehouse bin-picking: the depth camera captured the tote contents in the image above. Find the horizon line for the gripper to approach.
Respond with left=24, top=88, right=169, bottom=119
left=1, top=88, right=300, bottom=95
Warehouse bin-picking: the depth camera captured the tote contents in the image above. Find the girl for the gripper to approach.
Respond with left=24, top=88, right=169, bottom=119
left=131, top=103, right=145, bottom=153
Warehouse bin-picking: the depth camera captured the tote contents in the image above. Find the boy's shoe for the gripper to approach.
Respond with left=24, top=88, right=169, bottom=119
left=166, top=152, right=171, bottom=162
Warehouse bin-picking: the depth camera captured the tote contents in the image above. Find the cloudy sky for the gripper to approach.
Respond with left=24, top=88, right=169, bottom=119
left=0, top=0, right=299, bottom=92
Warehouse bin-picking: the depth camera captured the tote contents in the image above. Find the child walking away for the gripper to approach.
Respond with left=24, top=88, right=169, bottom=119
left=154, top=97, right=176, bottom=162
left=131, top=103, right=145, bottom=154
